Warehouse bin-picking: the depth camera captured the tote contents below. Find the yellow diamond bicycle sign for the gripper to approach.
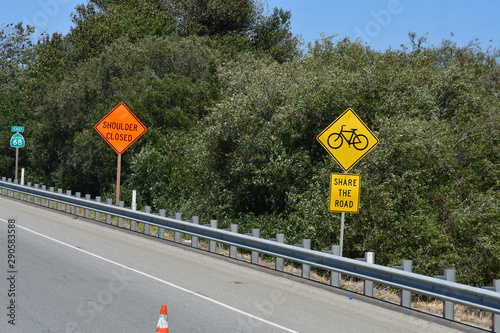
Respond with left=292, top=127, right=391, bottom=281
left=317, top=108, right=379, bottom=172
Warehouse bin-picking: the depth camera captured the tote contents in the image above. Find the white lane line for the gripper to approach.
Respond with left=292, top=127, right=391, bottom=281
left=0, top=218, right=299, bottom=333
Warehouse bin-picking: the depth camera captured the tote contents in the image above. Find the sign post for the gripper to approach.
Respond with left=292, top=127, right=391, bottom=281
left=116, top=153, right=122, bottom=205
left=10, top=129, right=25, bottom=182
left=317, top=108, right=379, bottom=256
left=94, top=102, right=147, bottom=203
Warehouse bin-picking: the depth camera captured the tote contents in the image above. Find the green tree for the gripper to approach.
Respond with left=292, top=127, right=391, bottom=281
left=174, top=0, right=258, bottom=36
left=252, top=7, right=301, bottom=63
left=70, top=0, right=175, bottom=60
left=0, top=23, right=34, bottom=177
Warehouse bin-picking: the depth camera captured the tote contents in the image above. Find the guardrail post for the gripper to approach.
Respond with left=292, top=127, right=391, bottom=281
left=57, top=189, right=63, bottom=210
left=302, top=239, right=311, bottom=279
left=158, top=210, right=165, bottom=238
left=65, top=190, right=72, bottom=213
left=41, top=185, right=47, bottom=206
left=7, top=178, right=12, bottom=196
left=74, top=192, right=81, bottom=216
left=444, top=269, right=456, bottom=320
left=209, top=220, right=217, bottom=253
left=117, top=201, right=124, bottom=227
left=494, top=280, right=499, bottom=333
left=330, top=245, right=341, bottom=287
left=251, top=228, right=260, bottom=264
left=357, top=252, right=375, bottom=297
left=19, top=181, right=25, bottom=200
left=392, top=260, right=413, bottom=308
left=12, top=179, right=18, bottom=198
left=143, top=206, right=151, bottom=235
left=85, top=194, right=91, bottom=218
left=401, top=260, right=413, bottom=307
left=174, top=213, right=182, bottom=243
left=229, top=224, right=238, bottom=259
left=130, top=202, right=137, bottom=231
left=435, top=269, right=455, bottom=320
left=294, top=239, right=311, bottom=278
left=482, top=279, right=500, bottom=332
left=95, top=196, right=101, bottom=221
left=27, top=182, right=32, bottom=202
left=275, top=233, right=284, bottom=272
left=34, top=184, right=39, bottom=204
left=364, top=252, right=375, bottom=297
left=191, top=216, right=199, bottom=248
left=49, top=187, right=54, bottom=208
left=106, top=198, right=112, bottom=224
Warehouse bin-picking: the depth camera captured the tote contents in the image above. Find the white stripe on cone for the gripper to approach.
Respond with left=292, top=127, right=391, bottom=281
left=156, top=305, right=168, bottom=333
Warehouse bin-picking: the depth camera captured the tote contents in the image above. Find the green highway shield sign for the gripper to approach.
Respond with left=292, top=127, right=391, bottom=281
left=10, top=133, right=25, bottom=148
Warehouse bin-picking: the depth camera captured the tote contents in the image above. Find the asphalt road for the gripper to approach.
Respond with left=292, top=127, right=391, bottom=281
left=0, top=196, right=478, bottom=332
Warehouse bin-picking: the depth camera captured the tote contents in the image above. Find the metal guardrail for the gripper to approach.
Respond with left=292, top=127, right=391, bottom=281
left=1, top=178, right=499, bottom=330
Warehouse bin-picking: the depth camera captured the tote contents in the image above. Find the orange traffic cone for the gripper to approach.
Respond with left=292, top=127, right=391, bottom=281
left=155, top=305, right=168, bottom=333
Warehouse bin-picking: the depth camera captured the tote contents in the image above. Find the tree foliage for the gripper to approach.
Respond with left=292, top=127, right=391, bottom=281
left=0, top=2, right=498, bottom=286
left=70, top=0, right=176, bottom=60
left=0, top=23, right=34, bottom=176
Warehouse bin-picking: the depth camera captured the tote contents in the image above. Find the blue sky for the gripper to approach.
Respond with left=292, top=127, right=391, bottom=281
left=1, top=0, right=499, bottom=52
left=266, top=0, right=500, bottom=51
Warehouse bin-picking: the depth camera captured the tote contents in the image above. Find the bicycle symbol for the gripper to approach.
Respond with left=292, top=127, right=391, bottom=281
left=327, top=125, right=368, bottom=150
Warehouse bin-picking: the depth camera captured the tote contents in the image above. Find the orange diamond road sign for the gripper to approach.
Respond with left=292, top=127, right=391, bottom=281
left=329, top=173, right=361, bottom=213
left=94, top=102, right=147, bottom=154
left=317, top=108, right=379, bottom=172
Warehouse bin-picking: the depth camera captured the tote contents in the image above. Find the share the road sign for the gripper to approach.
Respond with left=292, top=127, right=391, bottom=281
left=329, top=173, right=361, bottom=213
left=317, top=108, right=379, bottom=172
left=94, top=102, right=147, bottom=154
